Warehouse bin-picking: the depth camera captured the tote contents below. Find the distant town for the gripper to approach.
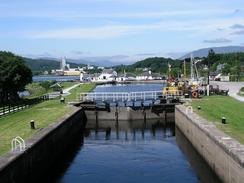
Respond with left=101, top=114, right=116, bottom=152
left=50, top=57, right=165, bottom=82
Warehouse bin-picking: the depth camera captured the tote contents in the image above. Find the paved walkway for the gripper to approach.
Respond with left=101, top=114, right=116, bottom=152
left=62, top=83, right=81, bottom=96
left=48, top=83, right=81, bottom=99
left=211, top=81, right=244, bottom=102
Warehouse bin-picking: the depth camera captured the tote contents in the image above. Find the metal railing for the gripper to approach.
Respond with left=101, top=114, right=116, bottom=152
left=11, top=136, right=26, bottom=152
left=78, top=90, right=184, bottom=102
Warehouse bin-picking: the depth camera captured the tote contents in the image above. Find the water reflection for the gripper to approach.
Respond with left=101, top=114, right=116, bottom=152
left=48, top=120, right=221, bottom=183
left=85, top=119, right=175, bottom=141
left=176, top=127, right=222, bottom=183
left=55, top=120, right=198, bottom=183
left=94, top=83, right=165, bottom=93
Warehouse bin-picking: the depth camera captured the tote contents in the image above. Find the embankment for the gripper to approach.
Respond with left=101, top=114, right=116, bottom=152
left=0, top=106, right=87, bottom=183
left=175, top=105, right=244, bottom=183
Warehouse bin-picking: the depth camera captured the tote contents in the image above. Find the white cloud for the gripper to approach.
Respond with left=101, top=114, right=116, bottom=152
left=23, top=17, right=244, bottom=39
left=0, top=8, right=235, bottom=19
left=27, top=25, right=142, bottom=39
left=203, top=38, right=232, bottom=43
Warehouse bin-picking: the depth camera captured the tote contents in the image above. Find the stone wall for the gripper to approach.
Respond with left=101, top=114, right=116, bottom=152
left=0, top=107, right=87, bottom=183
left=175, top=105, right=244, bottom=183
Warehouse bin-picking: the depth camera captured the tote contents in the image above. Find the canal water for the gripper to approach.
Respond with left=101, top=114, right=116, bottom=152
left=33, top=75, right=79, bottom=82
left=50, top=84, right=221, bottom=183
left=93, top=83, right=164, bottom=92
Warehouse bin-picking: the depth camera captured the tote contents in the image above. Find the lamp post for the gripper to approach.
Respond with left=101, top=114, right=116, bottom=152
left=207, top=58, right=210, bottom=85
left=204, top=60, right=210, bottom=96
left=207, top=58, right=210, bottom=96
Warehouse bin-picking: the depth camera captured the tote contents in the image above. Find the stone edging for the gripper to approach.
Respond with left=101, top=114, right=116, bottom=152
left=176, top=105, right=244, bottom=167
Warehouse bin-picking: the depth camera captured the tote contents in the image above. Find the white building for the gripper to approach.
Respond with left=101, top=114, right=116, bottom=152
left=92, top=69, right=117, bottom=82
left=54, top=57, right=85, bottom=76
left=136, top=71, right=153, bottom=80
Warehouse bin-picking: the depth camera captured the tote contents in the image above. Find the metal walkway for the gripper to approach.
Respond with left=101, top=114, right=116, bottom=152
left=77, top=90, right=183, bottom=102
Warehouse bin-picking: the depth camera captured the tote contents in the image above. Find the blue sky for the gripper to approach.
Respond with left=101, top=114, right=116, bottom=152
left=0, top=0, right=244, bottom=63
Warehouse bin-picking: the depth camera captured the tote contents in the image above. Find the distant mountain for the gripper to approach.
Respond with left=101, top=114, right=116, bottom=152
left=181, top=46, right=244, bottom=59
left=24, top=57, right=86, bottom=72
left=68, top=55, right=137, bottom=67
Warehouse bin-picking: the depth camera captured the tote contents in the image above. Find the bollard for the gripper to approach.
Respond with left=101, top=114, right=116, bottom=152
left=30, top=120, right=35, bottom=129
left=197, top=106, right=201, bottom=110
left=222, top=117, right=226, bottom=124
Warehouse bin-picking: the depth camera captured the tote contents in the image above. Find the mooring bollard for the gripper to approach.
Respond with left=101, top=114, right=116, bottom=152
left=30, top=120, right=35, bottom=129
left=222, top=117, right=226, bottom=124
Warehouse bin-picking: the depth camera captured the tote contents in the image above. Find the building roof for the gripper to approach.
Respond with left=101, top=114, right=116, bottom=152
left=50, top=83, right=62, bottom=88
left=152, top=73, right=162, bottom=77
left=102, top=69, right=114, bottom=74
left=139, top=71, right=151, bottom=77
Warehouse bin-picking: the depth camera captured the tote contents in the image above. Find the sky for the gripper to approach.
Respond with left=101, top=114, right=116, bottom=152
left=0, top=0, right=244, bottom=63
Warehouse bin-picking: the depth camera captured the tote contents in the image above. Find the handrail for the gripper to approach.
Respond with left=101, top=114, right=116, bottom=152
left=78, top=90, right=183, bottom=102
left=185, top=106, right=193, bottom=114
left=11, top=136, right=26, bottom=152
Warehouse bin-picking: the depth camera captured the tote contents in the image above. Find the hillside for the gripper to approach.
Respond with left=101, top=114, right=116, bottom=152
left=181, top=46, right=244, bottom=59
left=114, top=57, right=181, bottom=75
left=24, top=58, right=86, bottom=73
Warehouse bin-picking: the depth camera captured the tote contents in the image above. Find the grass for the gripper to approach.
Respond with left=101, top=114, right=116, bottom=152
left=192, top=96, right=244, bottom=144
left=25, top=81, right=79, bottom=99
left=60, top=81, right=79, bottom=90
left=0, top=83, right=96, bottom=156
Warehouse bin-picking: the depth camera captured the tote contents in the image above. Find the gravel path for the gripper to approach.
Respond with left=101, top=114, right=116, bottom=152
left=211, top=81, right=244, bottom=102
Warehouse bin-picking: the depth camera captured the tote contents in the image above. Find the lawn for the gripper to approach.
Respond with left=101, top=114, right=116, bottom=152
left=192, top=96, right=244, bottom=144
left=25, top=81, right=79, bottom=99
left=0, top=83, right=96, bottom=156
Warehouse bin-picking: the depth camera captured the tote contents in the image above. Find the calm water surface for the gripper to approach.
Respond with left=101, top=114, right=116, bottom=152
left=51, top=84, right=221, bottom=183
left=33, top=75, right=79, bottom=82
left=94, top=83, right=164, bottom=92
left=54, top=120, right=221, bottom=183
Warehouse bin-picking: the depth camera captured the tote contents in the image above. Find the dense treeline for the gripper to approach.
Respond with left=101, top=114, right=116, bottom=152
left=114, top=57, right=182, bottom=76
left=207, top=52, right=244, bottom=75
left=0, top=51, right=32, bottom=103
left=24, top=58, right=86, bottom=75
left=114, top=51, right=244, bottom=78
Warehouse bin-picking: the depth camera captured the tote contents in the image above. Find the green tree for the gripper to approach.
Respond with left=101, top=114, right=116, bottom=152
left=0, top=51, right=32, bottom=103
left=39, top=81, right=56, bottom=91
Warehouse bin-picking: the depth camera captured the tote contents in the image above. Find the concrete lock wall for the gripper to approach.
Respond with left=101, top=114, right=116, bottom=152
left=175, top=105, right=244, bottom=183
left=85, top=107, right=174, bottom=122
left=0, top=107, right=87, bottom=183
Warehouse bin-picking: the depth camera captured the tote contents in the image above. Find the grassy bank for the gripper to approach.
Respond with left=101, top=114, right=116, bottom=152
left=0, top=83, right=95, bottom=156
left=25, top=81, right=79, bottom=98
left=192, top=96, right=244, bottom=144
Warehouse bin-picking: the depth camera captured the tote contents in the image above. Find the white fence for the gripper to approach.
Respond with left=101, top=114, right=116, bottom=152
left=78, top=90, right=184, bottom=102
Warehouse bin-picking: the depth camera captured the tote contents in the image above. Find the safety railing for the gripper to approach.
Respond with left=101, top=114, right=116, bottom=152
left=78, top=90, right=184, bottom=102
left=11, top=136, right=26, bottom=152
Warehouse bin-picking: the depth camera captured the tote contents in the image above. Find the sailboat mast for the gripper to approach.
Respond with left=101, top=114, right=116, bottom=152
left=190, top=54, right=194, bottom=80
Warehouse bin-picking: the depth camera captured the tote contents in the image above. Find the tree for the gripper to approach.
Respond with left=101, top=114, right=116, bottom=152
left=207, top=49, right=218, bottom=67
left=39, top=81, right=56, bottom=91
left=0, top=51, right=32, bottom=103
